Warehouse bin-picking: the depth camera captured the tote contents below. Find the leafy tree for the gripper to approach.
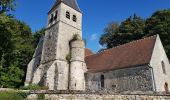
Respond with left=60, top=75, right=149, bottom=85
left=99, top=10, right=170, bottom=59
left=0, top=13, right=14, bottom=67
left=0, top=0, right=16, bottom=14
left=0, top=13, right=35, bottom=88
left=99, top=22, right=119, bottom=48
left=99, top=14, right=145, bottom=49
left=33, top=28, right=45, bottom=47
left=145, top=9, right=170, bottom=58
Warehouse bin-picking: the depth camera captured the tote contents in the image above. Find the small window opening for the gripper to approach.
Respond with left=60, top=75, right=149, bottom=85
left=73, top=15, right=77, bottom=22
left=165, top=82, right=169, bottom=93
left=54, top=11, right=58, bottom=20
left=49, top=14, right=54, bottom=23
left=162, top=61, right=166, bottom=74
left=101, top=75, right=104, bottom=88
left=66, top=11, right=70, bottom=19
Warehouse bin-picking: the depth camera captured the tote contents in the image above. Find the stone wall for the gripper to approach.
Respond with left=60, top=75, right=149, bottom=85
left=86, top=66, right=154, bottom=92
left=25, top=37, right=44, bottom=86
left=27, top=94, right=170, bottom=100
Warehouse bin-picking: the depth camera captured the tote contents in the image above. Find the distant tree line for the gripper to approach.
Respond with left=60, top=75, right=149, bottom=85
left=99, top=9, right=170, bottom=59
left=0, top=0, right=170, bottom=88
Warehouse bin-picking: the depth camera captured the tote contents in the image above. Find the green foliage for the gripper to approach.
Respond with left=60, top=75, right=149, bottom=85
left=99, top=10, right=170, bottom=59
left=0, top=13, right=35, bottom=88
left=37, top=94, right=45, bottom=100
left=33, top=28, right=45, bottom=47
left=145, top=9, right=170, bottom=58
left=0, top=0, right=16, bottom=14
left=20, top=84, right=48, bottom=90
left=99, top=14, right=145, bottom=48
left=0, top=66, right=24, bottom=88
left=0, top=91, right=28, bottom=100
left=71, top=34, right=80, bottom=42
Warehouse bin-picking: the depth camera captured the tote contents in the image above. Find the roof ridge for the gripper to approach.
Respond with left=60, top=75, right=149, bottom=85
left=97, top=35, right=157, bottom=55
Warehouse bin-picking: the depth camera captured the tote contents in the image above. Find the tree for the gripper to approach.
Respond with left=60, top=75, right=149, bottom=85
left=33, top=28, right=45, bottom=47
left=0, top=0, right=16, bottom=14
left=145, top=9, right=170, bottom=58
left=0, top=13, right=14, bottom=67
left=99, top=14, right=145, bottom=49
left=99, top=22, right=119, bottom=48
left=0, top=14, right=35, bottom=88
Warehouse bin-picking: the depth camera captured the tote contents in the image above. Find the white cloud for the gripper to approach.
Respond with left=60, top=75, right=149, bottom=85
left=90, top=34, right=97, bottom=41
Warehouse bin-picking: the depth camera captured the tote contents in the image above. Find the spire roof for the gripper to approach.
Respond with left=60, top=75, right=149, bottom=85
left=49, top=0, right=81, bottom=13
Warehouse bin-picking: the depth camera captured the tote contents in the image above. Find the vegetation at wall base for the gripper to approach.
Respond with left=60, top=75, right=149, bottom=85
left=37, top=94, right=45, bottom=100
left=0, top=91, right=29, bottom=100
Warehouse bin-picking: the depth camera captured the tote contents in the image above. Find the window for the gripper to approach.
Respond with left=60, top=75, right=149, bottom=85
left=101, top=75, right=104, bottom=88
left=73, top=15, right=77, bottom=22
left=162, top=61, right=166, bottom=74
left=66, top=11, right=70, bottom=19
left=54, top=11, right=58, bottom=20
left=49, top=14, right=54, bottom=23
left=164, top=82, right=169, bottom=93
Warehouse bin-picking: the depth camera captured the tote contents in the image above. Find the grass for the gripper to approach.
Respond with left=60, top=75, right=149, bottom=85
left=0, top=91, right=28, bottom=100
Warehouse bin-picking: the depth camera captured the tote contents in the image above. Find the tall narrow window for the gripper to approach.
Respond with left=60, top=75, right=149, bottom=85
left=101, top=75, right=104, bottom=88
left=66, top=11, right=70, bottom=19
left=73, top=15, right=77, bottom=22
left=54, top=11, right=58, bottom=20
left=49, top=14, right=54, bottom=23
left=162, top=61, right=166, bottom=74
left=165, top=82, right=169, bottom=93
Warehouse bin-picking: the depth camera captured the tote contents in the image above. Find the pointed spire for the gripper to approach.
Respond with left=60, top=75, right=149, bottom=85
left=49, top=0, right=81, bottom=13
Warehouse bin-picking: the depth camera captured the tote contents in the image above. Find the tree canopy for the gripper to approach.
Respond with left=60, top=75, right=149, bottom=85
left=0, top=13, right=35, bottom=88
left=0, top=0, right=16, bottom=14
left=99, top=9, right=170, bottom=59
left=145, top=9, right=170, bottom=58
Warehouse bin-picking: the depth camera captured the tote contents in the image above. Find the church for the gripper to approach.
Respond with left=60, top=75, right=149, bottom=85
left=25, top=0, right=170, bottom=93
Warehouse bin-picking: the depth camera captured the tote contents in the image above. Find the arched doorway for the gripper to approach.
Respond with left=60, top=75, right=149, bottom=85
left=164, top=82, right=169, bottom=93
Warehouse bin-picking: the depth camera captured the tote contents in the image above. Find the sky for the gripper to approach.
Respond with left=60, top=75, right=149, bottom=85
left=13, top=0, right=170, bottom=52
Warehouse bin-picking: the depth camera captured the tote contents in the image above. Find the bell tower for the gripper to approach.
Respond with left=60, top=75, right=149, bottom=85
left=29, top=0, right=86, bottom=91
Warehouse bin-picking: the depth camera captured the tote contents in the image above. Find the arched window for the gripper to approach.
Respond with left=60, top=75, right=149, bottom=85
left=49, top=14, right=54, bottom=23
left=54, top=11, right=58, bottom=20
left=162, top=61, right=166, bottom=74
left=66, top=11, right=70, bottom=19
left=101, top=75, right=104, bottom=88
left=73, top=15, right=77, bottom=22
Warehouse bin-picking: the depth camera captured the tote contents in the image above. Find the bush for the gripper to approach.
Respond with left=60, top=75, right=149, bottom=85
left=20, top=84, right=48, bottom=90
left=0, top=91, right=28, bottom=100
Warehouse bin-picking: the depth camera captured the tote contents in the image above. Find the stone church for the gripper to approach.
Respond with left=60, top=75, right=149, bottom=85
left=25, top=0, right=170, bottom=93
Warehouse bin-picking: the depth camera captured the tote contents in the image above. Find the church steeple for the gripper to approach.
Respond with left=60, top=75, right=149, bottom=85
left=49, top=0, right=81, bottom=13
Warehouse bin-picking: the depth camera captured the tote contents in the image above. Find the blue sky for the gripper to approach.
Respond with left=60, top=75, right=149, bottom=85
left=13, top=0, right=170, bottom=52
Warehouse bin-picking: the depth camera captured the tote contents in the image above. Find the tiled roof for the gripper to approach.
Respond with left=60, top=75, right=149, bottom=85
left=49, top=0, right=81, bottom=13
left=85, top=48, right=94, bottom=57
left=85, top=35, right=157, bottom=73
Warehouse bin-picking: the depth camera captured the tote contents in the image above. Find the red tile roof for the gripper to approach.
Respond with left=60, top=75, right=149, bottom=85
left=85, top=48, right=94, bottom=57
left=85, top=35, right=157, bottom=73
